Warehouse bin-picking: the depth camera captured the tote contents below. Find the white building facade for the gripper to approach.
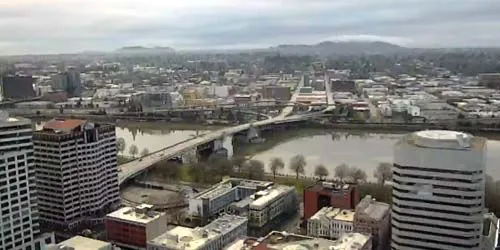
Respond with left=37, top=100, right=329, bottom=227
left=34, top=119, right=120, bottom=230
left=0, top=113, right=55, bottom=249
left=307, top=207, right=354, bottom=239
left=392, top=130, right=486, bottom=250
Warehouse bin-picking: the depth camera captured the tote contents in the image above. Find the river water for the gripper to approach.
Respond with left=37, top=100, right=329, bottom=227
left=34, top=121, right=212, bottom=157
left=249, top=130, right=500, bottom=180
left=34, top=121, right=500, bottom=180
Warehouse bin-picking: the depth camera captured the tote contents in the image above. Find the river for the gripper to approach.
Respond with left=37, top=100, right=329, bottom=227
left=34, top=121, right=215, bottom=157
left=34, top=120, right=500, bottom=180
left=244, top=129, right=500, bottom=180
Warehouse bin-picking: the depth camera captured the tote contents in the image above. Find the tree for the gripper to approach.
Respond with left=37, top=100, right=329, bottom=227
left=335, top=164, right=349, bottom=182
left=129, top=144, right=138, bottom=158
left=141, top=148, right=150, bottom=157
left=374, top=162, right=393, bottom=185
left=244, top=160, right=265, bottom=180
left=269, top=157, right=285, bottom=180
left=231, top=156, right=246, bottom=173
left=349, top=167, right=367, bottom=184
left=314, top=164, right=329, bottom=180
left=289, top=154, right=306, bottom=180
left=116, top=138, right=126, bottom=154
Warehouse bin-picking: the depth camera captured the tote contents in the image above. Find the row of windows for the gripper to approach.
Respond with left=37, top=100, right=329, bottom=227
left=393, top=170, right=482, bottom=184
left=392, top=179, right=480, bottom=192
left=392, top=209, right=479, bottom=225
left=392, top=186, right=481, bottom=200
left=393, top=164, right=483, bottom=176
left=393, top=201, right=482, bottom=216
left=393, top=231, right=480, bottom=249
left=392, top=193, right=482, bottom=209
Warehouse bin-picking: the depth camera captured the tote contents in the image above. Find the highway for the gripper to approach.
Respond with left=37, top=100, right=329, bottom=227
left=118, top=113, right=319, bottom=184
left=119, top=76, right=310, bottom=185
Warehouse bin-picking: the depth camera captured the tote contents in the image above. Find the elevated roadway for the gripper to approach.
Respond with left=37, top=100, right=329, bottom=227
left=118, top=113, right=321, bottom=184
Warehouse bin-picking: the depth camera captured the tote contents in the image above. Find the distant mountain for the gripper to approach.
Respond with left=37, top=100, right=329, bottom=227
left=269, top=41, right=406, bottom=55
left=116, top=46, right=175, bottom=54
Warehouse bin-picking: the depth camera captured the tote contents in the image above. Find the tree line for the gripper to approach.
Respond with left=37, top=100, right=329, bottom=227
left=116, top=137, right=149, bottom=158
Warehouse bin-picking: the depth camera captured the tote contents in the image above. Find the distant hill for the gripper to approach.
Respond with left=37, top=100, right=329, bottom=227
left=116, top=46, right=175, bottom=54
left=269, top=41, right=406, bottom=55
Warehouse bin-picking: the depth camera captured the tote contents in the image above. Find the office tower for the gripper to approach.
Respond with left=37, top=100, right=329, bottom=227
left=0, top=112, right=51, bottom=249
left=50, top=67, right=82, bottom=97
left=33, top=119, right=120, bottom=231
left=0, top=75, right=36, bottom=100
left=392, top=130, right=486, bottom=250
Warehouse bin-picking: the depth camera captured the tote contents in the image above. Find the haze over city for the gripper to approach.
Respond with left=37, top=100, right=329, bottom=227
left=1, top=0, right=500, bottom=55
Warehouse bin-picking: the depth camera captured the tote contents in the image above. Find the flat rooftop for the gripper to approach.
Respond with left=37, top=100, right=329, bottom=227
left=256, top=231, right=369, bottom=250
left=310, top=207, right=354, bottom=222
left=106, top=205, right=165, bottom=225
left=356, top=196, right=389, bottom=221
left=307, top=182, right=355, bottom=194
left=150, top=215, right=247, bottom=250
left=150, top=226, right=217, bottom=250
left=50, top=236, right=111, bottom=250
left=250, top=185, right=294, bottom=209
left=401, top=130, right=486, bottom=151
left=196, top=182, right=234, bottom=200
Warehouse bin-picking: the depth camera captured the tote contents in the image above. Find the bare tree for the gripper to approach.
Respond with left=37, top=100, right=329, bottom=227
left=335, top=164, right=349, bottom=182
left=314, top=164, right=329, bottom=180
left=231, top=156, right=246, bottom=173
left=374, top=162, right=393, bottom=185
left=349, top=167, right=367, bottom=184
left=116, top=138, right=126, bottom=154
left=244, top=160, right=265, bottom=180
left=129, top=144, right=138, bottom=158
left=269, top=157, right=285, bottom=180
left=289, top=154, right=306, bottom=180
left=141, top=148, right=150, bottom=157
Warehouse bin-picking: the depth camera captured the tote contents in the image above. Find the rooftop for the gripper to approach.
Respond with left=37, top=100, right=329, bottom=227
left=149, top=226, right=217, bottom=250
left=149, top=215, right=247, bottom=250
left=310, top=207, right=355, bottom=222
left=355, top=195, right=389, bottom=221
left=256, top=231, right=370, bottom=250
left=250, top=185, right=294, bottom=209
left=402, top=130, right=486, bottom=151
left=307, top=182, right=355, bottom=194
left=106, top=204, right=165, bottom=225
left=48, top=236, right=111, bottom=250
left=196, top=181, right=234, bottom=200
left=43, top=119, right=86, bottom=132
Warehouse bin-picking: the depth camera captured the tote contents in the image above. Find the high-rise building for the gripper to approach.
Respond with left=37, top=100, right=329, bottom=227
left=0, top=75, right=36, bottom=100
left=392, top=130, right=486, bottom=250
left=50, top=68, right=82, bottom=97
left=0, top=111, right=54, bottom=250
left=33, top=118, right=120, bottom=231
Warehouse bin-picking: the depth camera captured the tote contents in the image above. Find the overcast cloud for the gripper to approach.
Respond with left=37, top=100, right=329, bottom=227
left=1, top=0, right=499, bottom=55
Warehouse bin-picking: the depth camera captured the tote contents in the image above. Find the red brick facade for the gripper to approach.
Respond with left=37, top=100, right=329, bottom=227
left=303, top=183, right=359, bottom=219
left=105, top=219, right=147, bottom=248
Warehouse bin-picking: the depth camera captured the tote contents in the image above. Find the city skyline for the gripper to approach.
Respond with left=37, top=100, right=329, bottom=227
left=1, top=0, right=500, bottom=55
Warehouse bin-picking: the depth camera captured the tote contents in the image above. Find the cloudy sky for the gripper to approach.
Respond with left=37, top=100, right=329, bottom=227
left=1, top=0, right=499, bottom=55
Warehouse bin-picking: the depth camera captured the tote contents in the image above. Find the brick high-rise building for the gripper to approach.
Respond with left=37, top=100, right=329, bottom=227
left=303, top=182, right=359, bottom=219
left=34, top=119, right=120, bottom=231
